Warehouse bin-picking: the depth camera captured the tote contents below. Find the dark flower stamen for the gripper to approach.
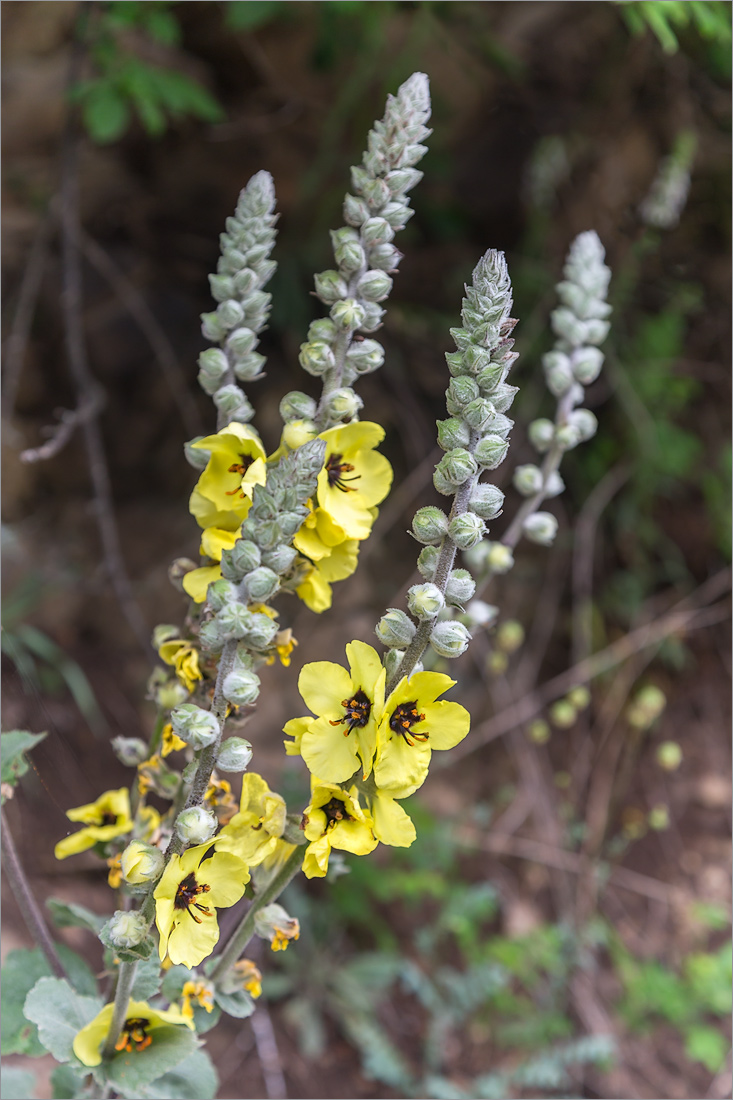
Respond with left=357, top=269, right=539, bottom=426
left=174, top=871, right=212, bottom=924
left=389, top=701, right=428, bottom=747
left=115, top=1017, right=152, bottom=1054
left=322, top=797, right=352, bottom=828
left=329, top=689, right=371, bottom=736
left=326, top=453, right=360, bottom=493
left=225, top=453, right=255, bottom=497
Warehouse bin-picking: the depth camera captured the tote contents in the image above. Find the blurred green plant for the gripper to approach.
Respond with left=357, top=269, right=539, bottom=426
left=615, top=0, right=732, bottom=56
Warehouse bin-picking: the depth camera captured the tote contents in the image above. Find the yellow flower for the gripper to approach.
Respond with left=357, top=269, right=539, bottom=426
left=158, top=639, right=203, bottom=693
left=73, top=999, right=193, bottom=1067
left=189, top=422, right=267, bottom=530
left=369, top=788, right=417, bottom=848
left=254, top=902, right=301, bottom=951
left=161, top=723, right=187, bottom=758
left=54, top=788, right=133, bottom=860
left=295, top=641, right=386, bottom=782
left=301, top=782, right=377, bottom=879
left=265, top=628, right=298, bottom=667
left=315, top=422, right=392, bottom=540
left=182, top=526, right=241, bottom=603
left=283, top=716, right=312, bottom=757
left=373, top=672, right=471, bottom=796
left=204, top=776, right=239, bottom=824
left=215, top=773, right=286, bottom=866
left=293, top=504, right=350, bottom=562
left=136, top=804, right=162, bottom=842
left=154, top=844, right=250, bottom=968
left=181, top=979, right=215, bottom=1020
left=120, top=839, right=164, bottom=884
left=107, top=854, right=122, bottom=889
left=233, top=959, right=262, bottom=999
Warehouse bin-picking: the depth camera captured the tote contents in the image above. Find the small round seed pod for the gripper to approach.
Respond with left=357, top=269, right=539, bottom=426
left=522, top=512, right=558, bottom=546
left=528, top=418, right=556, bottom=454
left=429, top=620, right=471, bottom=658
left=407, top=583, right=445, bottom=621
left=222, top=667, right=261, bottom=707
left=448, top=512, right=485, bottom=550
left=280, top=391, right=318, bottom=423
left=445, top=569, right=476, bottom=608
left=216, top=737, right=253, bottom=773
left=375, top=608, right=417, bottom=649
left=411, top=506, right=449, bottom=546
left=176, top=807, right=218, bottom=846
left=474, top=435, right=509, bottom=470
left=513, top=464, right=544, bottom=497
left=469, top=483, right=505, bottom=520
left=171, top=704, right=220, bottom=749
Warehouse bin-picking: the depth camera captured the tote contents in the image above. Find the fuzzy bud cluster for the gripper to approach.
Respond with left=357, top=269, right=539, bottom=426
left=198, top=172, right=278, bottom=426
left=302, top=74, right=431, bottom=430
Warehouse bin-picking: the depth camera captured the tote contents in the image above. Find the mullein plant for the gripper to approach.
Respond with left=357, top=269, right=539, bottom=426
left=18, top=74, right=612, bottom=1097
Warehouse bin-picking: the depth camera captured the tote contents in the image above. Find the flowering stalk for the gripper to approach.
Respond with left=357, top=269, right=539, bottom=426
left=100, top=957, right=138, bottom=1060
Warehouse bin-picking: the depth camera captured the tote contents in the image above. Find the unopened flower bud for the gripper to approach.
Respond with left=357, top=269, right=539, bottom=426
left=567, top=408, right=598, bottom=442
left=528, top=419, right=556, bottom=453
left=197, top=349, right=230, bottom=395
left=261, top=545, right=298, bottom=574
left=112, top=737, right=149, bottom=767
left=543, top=350, right=574, bottom=396
left=233, top=352, right=266, bottom=382
left=656, top=741, right=682, bottom=770
left=334, top=239, right=366, bottom=274
left=213, top=385, right=254, bottom=423
left=568, top=686, right=591, bottom=711
left=513, top=464, right=544, bottom=497
left=572, top=346, right=604, bottom=385
left=551, top=307, right=586, bottom=345
left=448, top=511, right=485, bottom=549
left=216, top=737, right=253, bottom=773
left=326, top=388, right=363, bottom=420
left=550, top=699, right=577, bottom=729
left=217, top=299, right=245, bottom=329
left=408, top=583, right=444, bottom=621
left=205, top=579, right=239, bottom=613
left=208, top=274, right=234, bottom=302
left=280, top=391, right=317, bottom=423
left=106, top=910, right=149, bottom=949
left=463, top=398, right=496, bottom=432
left=412, top=506, right=449, bottom=546
left=314, top=270, right=348, bottom=304
left=254, top=903, right=300, bottom=951
left=184, top=439, right=211, bottom=471
left=281, top=419, right=317, bottom=451
left=330, top=299, right=366, bottom=332
left=476, top=362, right=509, bottom=394
left=245, top=612, right=279, bottom=649
left=375, top=608, right=416, bottom=649
left=152, top=624, right=179, bottom=649
left=359, top=302, right=385, bottom=332
left=214, top=603, right=255, bottom=641
left=465, top=599, right=499, bottom=627
left=307, top=318, right=338, bottom=343
left=417, top=545, right=440, bottom=579
left=361, top=216, right=394, bottom=245
left=430, top=620, right=471, bottom=658
left=383, top=647, right=404, bottom=681
left=490, top=382, right=519, bottom=414
left=356, top=270, right=393, bottom=302
left=486, top=542, right=514, bottom=574
left=523, top=512, right=558, bottom=546
left=367, top=243, right=401, bottom=271
left=469, top=483, right=504, bottom=520
left=554, top=423, right=581, bottom=450
left=229, top=540, right=262, bottom=578
left=171, top=704, right=220, bottom=749
left=446, top=377, right=480, bottom=416
left=299, top=341, right=336, bottom=377
left=176, top=806, right=217, bottom=846
left=343, top=192, right=370, bottom=226
left=445, top=569, right=475, bottom=607
left=201, top=311, right=228, bottom=342
left=225, top=326, right=257, bottom=357
left=222, top=667, right=261, bottom=707
left=474, top=435, right=509, bottom=470
left=243, top=567, right=279, bottom=602
left=544, top=471, right=565, bottom=498
left=345, top=339, right=385, bottom=374
left=436, top=448, right=478, bottom=487
left=496, top=620, right=525, bottom=653
left=433, top=466, right=456, bottom=496
left=436, top=418, right=471, bottom=452
left=121, top=840, right=165, bottom=884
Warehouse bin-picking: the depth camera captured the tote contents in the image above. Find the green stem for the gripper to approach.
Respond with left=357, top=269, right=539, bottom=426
left=101, top=958, right=138, bottom=1061
left=209, top=846, right=303, bottom=983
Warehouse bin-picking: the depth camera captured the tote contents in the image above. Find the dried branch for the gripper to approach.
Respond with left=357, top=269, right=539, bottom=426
left=19, top=388, right=103, bottom=464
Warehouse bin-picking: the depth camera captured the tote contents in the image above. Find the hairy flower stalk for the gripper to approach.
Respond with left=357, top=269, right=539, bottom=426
left=382, top=250, right=517, bottom=693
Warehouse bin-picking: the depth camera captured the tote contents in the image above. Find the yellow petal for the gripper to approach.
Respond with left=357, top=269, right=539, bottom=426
left=182, top=565, right=222, bottom=603
left=317, top=540, right=359, bottom=582
left=319, top=421, right=385, bottom=455
left=372, top=794, right=417, bottom=847
left=300, top=717, right=361, bottom=783
left=200, top=527, right=239, bottom=560
left=189, top=486, right=248, bottom=531
left=420, top=699, right=471, bottom=751
left=298, top=661, right=352, bottom=719
left=373, top=734, right=430, bottom=796
left=302, top=836, right=331, bottom=879
left=329, top=817, right=378, bottom=856
left=296, top=568, right=332, bottom=613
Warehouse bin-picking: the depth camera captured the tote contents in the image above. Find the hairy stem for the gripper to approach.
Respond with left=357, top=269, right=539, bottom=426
left=1, top=809, right=67, bottom=979
left=101, top=958, right=138, bottom=1061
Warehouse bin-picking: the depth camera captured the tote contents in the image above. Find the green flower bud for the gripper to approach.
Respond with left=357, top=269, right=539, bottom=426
left=572, top=346, right=604, bottom=385
left=551, top=306, right=586, bottom=345
left=231, top=267, right=259, bottom=296
left=343, top=192, right=370, bottom=226
left=253, top=520, right=282, bottom=551
left=469, top=483, right=505, bottom=520
left=550, top=699, right=577, bottom=729
left=411, top=506, right=449, bottom=545
left=243, top=567, right=280, bottom=602
left=568, top=408, right=598, bottom=442
left=513, top=464, right=544, bottom=497
left=417, top=545, right=440, bottom=579
left=375, top=608, right=416, bottom=649
left=385, top=166, right=423, bottom=193
left=448, top=512, right=485, bottom=550
left=528, top=418, right=556, bottom=453
left=584, top=318, right=611, bottom=345
left=486, top=542, right=514, bottom=573
left=437, top=418, right=471, bottom=452
left=554, top=423, right=581, bottom=450
left=527, top=719, right=550, bottom=744
left=201, top=311, right=228, bottom=342
left=433, top=466, right=455, bottom=496
left=545, top=471, right=565, bottom=498
left=198, top=619, right=226, bottom=651
left=474, top=435, right=509, bottom=470
left=445, top=568, right=475, bottom=607
left=429, top=620, right=471, bottom=658
left=326, top=387, right=363, bottom=420
left=280, top=390, right=318, bottom=423
left=254, top=903, right=300, bottom=949
left=463, top=398, right=496, bottom=432
left=407, top=583, right=444, bottom=621
left=356, top=270, right=393, bottom=302
left=206, top=578, right=239, bottom=612
left=476, top=362, right=509, bottom=394
left=261, top=545, right=298, bottom=574
left=543, top=350, right=574, bottom=396
left=112, top=737, right=149, bottom=767
left=383, top=647, right=405, bottom=681
left=335, top=238, right=366, bottom=274
left=197, top=349, right=230, bottom=394
left=184, top=438, right=211, bottom=471
left=330, top=226, right=359, bottom=246
left=217, top=737, right=253, bottom=773
left=656, top=741, right=682, bottom=770
left=314, top=270, right=348, bottom=304
left=307, top=318, right=338, bottom=343
left=245, top=612, right=279, bottom=649
left=106, top=910, right=149, bottom=949
left=346, top=339, right=385, bottom=374
left=222, top=666, right=261, bottom=707
left=359, top=302, right=385, bottom=332
left=214, top=385, right=254, bottom=423
left=496, top=620, right=525, bottom=653
left=278, top=509, right=308, bottom=538
left=361, top=217, right=394, bottom=245
left=568, top=685, right=591, bottom=710
left=214, top=603, right=255, bottom=641
left=465, top=599, right=499, bottom=627
left=231, top=539, right=262, bottom=576
left=171, top=703, right=220, bottom=749
left=446, top=376, right=480, bottom=416
left=225, top=326, right=257, bottom=357
left=233, top=352, right=266, bottom=382
left=152, top=623, right=179, bottom=649
left=435, top=448, right=479, bottom=487
left=208, top=273, right=235, bottom=302
left=489, top=382, right=519, bottom=414
left=361, top=177, right=391, bottom=209
left=330, top=298, right=366, bottom=332
left=299, top=341, right=336, bottom=377
left=176, top=806, right=217, bottom=846
left=523, top=512, right=558, bottom=546
left=648, top=804, right=670, bottom=831
left=217, top=299, right=245, bottom=329
left=121, top=840, right=165, bottom=884
left=367, top=243, right=402, bottom=271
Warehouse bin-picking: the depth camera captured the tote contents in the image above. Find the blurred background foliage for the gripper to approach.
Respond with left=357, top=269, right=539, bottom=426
left=1, top=2, right=730, bottom=1098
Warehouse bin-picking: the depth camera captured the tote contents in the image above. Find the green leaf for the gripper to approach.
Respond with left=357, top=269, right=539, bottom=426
left=690, top=900, right=731, bottom=931
left=106, top=1025, right=198, bottom=1093
left=1, top=1065, right=37, bottom=1100
left=684, top=1023, right=728, bottom=1072
left=224, top=1, right=282, bottom=30
left=56, top=945, right=99, bottom=998
left=685, top=945, right=733, bottom=1015
left=213, top=987, right=256, bottom=1019
left=144, top=8, right=181, bottom=46
left=121, top=1049, right=219, bottom=1099
left=50, top=1063, right=87, bottom=1099
left=81, top=83, right=131, bottom=144
left=23, top=978, right=102, bottom=1063
left=1, top=949, right=55, bottom=1055
left=46, top=898, right=105, bottom=935
left=131, top=956, right=163, bottom=1002
left=1, top=730, right=46, bottom=786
